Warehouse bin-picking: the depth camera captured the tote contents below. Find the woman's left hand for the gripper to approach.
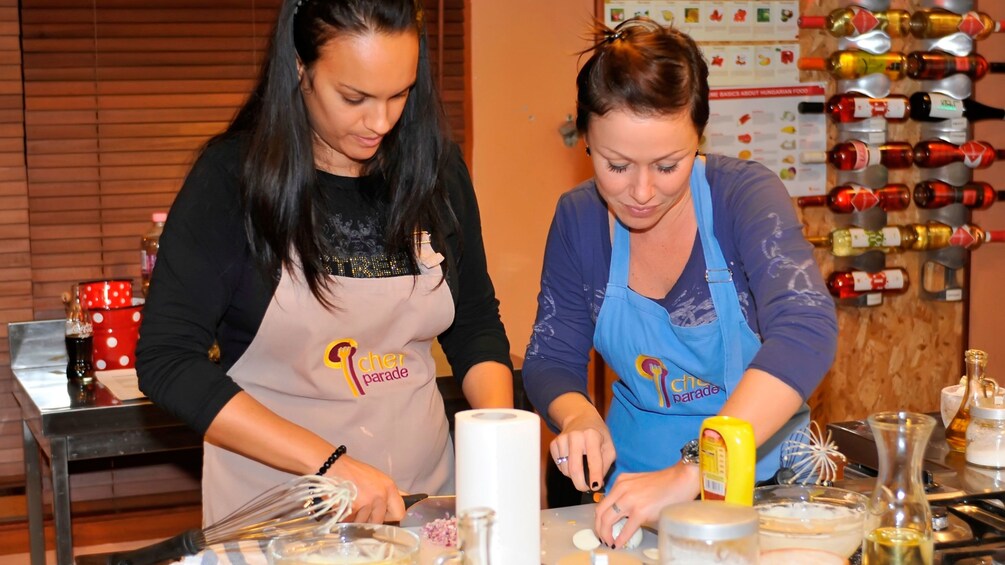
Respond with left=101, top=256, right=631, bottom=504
left=593, top=462, right=701, bottom=548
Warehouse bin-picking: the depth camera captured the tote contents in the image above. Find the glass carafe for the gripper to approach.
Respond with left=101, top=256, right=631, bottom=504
left=946, top=349, right=993, bottom=452
left=434, top=507, right=494, bottom=565
left=863, top=411, right=935, bottom=565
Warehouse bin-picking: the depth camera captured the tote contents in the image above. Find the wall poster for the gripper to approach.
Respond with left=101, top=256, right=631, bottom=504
left=602, top=0, right=822, bottom=196
left=703, top=84, right=828, bottom=197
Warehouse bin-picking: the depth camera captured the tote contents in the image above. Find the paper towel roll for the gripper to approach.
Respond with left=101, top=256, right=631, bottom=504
left=455, top=408, right=540, bottom=565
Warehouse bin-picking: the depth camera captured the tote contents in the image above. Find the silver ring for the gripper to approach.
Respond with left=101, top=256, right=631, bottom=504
left=612, top=502, right=622, bottom=514
left=555, top=456, right=568, bottom=465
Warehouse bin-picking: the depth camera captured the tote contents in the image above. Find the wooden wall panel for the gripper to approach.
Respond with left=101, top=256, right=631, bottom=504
left=799, top=0, right=964, bottom=426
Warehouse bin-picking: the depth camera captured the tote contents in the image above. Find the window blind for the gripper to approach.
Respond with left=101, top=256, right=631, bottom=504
left=0, top=0, right=29, bottom=480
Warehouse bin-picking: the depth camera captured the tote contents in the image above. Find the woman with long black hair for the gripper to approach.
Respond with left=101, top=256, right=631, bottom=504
left=136, top=0, right=513, bottom=526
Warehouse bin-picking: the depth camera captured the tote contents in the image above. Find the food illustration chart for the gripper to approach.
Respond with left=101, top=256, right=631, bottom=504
left=605, top=0, right=798, bottom=39
left=603, top=1, right=801, bottom=86
left=702, top=84, right=827, bottom=197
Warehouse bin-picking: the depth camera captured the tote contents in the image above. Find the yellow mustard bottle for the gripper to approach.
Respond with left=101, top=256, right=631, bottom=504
left=699, top=416, right=756, bottom=506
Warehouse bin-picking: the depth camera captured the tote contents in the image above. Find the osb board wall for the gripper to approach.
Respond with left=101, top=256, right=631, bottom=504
left=591, top=0, right=966, bottom=425
left=801, top=0, right=964, bottom=425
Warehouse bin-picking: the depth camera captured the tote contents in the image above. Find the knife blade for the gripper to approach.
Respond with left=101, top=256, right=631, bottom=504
left=397, top=493, right=456, bottom=528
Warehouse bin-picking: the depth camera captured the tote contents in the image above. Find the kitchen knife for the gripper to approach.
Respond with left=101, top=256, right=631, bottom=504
left=398, top=493, right=456, bottom=528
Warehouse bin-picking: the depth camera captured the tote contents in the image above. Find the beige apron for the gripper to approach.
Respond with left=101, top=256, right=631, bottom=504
left=202, top=236, right=456, bottom=524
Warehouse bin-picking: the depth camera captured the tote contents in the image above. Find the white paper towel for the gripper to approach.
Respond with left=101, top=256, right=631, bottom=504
left=455, top=408, right=541, bottom=565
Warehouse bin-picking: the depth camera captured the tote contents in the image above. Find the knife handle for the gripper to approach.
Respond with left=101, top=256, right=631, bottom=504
left=402, top=492, right=429, bottom=509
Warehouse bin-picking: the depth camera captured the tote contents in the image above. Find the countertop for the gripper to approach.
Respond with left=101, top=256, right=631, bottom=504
left=540, top=503, right=659, bottom=564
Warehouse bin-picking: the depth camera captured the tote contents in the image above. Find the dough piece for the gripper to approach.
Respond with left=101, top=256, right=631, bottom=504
left=572, top=528, right=602, bottom=550
left=642, top=548, right=659, bottom=561
left=612, top=517, right=644, bottom=550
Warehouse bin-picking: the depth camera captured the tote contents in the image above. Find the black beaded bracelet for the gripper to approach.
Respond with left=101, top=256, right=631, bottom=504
left=316, top=445, right=347, bottom=476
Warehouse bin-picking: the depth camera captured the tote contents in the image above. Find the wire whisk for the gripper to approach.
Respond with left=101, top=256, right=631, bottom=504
left=779, top=421, right=848, bottom=486
left=104, top=474, right=356, bottom=565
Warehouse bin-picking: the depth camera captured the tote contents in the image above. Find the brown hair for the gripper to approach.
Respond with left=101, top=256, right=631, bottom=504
left=575, top=17, right=709, bottom=137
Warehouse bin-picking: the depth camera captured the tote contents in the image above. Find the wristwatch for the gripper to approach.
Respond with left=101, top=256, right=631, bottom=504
left=680, top=438, right=700, bottom=465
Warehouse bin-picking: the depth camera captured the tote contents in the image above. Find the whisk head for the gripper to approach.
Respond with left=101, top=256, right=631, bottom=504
left=778, top=421, right=847, bottom=486
left=203, top=474, right=357, bottom=544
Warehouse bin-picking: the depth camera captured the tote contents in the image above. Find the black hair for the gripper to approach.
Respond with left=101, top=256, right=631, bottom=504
left=221, top=0, right=453, bottom=307
left=575, top=17, right=710, bottom=137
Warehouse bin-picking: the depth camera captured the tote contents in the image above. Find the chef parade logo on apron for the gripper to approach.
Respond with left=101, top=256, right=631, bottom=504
left=635, top=354, right=723, bottom=407
left=324, top=338, right=410, bottom=397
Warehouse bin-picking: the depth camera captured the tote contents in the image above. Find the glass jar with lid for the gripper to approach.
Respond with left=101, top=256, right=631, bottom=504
left=966, top=404, right=1005, bottom=468
left=658, top=500, right=758, bottom=564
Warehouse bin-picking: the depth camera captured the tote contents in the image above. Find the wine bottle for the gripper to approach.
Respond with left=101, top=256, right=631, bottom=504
left=802, top=140, right=913, bottom=171
left=826, top=268, right=909, bottom=299
left=797, top=184, right=910, bottom=213
left=798, top=94, right=909, bottom=123
left=909, top=92, right=1005, bottom=122
left=910, top=9, right=1004, bottom=40
left=905, top=52, right=1005, bottom=80
left=808, top=223, right=1005, bottom=255
left=799, top=7, right=910, bottom=37
left=908, top=222, right=1005, bottom=250
left=913, top=180, right=1004, bottom=210
left=945, top=223, right=1005, bottom=250
left=913, top=140, right=1005, bottom=169
left=806, top=226, right=912, bottom=256
left=798, top=51, right=906, bottom=80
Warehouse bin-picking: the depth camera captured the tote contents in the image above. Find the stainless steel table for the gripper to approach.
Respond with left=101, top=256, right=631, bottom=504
left=9, top=320, right=202, bottom=565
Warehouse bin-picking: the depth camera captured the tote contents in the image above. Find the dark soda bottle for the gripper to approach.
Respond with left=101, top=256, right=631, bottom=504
left=65, top=291, right=94, bottom=383
left=66, top=334, right=95, bottom=383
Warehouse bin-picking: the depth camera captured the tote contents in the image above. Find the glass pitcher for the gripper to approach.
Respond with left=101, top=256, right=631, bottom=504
left=434, top=507, right=494, bottom=565
left=863, top=411, right=935, bottom=565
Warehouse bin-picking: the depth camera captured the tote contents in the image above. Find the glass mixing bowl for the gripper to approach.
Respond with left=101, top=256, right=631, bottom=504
left=267, top=523, right=420, bottom=565
left=754, top=484, right=869, bottom=559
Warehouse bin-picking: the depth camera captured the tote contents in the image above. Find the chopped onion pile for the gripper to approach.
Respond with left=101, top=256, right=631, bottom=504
left=421, top=516, right=458, bottom=547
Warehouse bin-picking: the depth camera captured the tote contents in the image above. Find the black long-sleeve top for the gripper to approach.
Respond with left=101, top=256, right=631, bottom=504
left=135, top=135, right=512, bottom=434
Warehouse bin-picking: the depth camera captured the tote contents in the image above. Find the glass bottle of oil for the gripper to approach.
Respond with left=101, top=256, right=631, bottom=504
left=946, top=349, right=992, bottom=451
left=864, top=412, right=936, bottom=565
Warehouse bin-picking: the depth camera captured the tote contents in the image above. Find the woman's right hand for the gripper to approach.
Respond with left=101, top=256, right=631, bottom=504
left=329, top=455, right=405, bottom=524
left=549, top=394, right=616, bottom=492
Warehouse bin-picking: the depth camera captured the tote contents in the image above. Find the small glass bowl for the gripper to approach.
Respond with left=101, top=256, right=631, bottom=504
left=267, top=523, right=420, bottom=564
left=753, top=484, right=869, bottom=559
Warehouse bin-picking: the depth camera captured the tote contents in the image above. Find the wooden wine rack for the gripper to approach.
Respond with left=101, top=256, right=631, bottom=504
left=800, top=0, right=968, bottom=424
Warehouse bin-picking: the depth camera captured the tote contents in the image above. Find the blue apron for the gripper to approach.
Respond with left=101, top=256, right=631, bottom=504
left=593, top=158, right=808, bottom=485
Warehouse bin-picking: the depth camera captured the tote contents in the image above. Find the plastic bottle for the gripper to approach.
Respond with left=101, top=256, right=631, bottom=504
left=140, top=212, right=167, bottom=298
left=699, top=416, right=756, bottom=506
